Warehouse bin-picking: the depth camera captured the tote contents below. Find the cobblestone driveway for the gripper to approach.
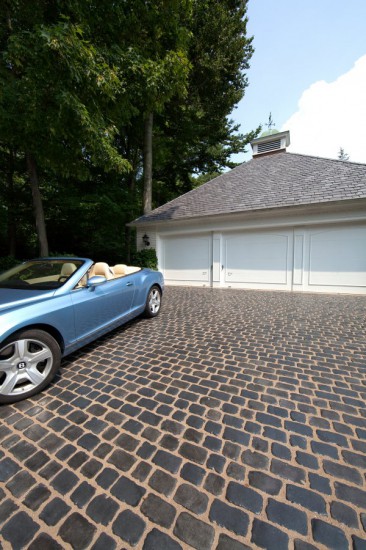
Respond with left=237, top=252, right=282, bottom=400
left=0, top=287, right=366, bottom=550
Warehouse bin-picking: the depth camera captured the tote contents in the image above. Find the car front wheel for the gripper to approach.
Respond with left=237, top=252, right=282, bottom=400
left=144, top=285, right=162, bottom=318
left=0, top=329, right=61, bottom=404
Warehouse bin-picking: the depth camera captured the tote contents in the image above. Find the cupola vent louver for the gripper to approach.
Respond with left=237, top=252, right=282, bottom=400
left=257, top=139, right=281, bottom=153
left=251, top=130, right=290, bottom=159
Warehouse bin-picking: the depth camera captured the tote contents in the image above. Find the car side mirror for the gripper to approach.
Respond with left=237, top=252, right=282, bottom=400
left=87, top=275, right=107, bottom=287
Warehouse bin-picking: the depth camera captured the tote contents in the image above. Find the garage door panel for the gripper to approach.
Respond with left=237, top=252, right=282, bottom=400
left=225, top=232, right=291, bottom=285
left=307, top=226, right=366, bottom=287
left=163, top=236, right=210, bottom=282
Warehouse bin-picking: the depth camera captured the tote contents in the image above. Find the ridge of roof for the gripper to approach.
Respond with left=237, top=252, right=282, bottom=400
left=131, top=151, right=366, bottom=225
left=284, top=151, right=366, bottom=166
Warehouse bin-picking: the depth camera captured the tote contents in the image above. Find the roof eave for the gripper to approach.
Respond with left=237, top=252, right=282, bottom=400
left=128, top=197, right=366, bottom=229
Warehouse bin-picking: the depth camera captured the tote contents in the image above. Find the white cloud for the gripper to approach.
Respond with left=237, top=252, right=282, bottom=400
left=282, top=55, right=366, bottom=163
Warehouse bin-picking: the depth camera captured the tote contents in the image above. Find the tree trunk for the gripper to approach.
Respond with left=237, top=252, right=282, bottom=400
left=26, top=152, right=49, bottom=256
left=143, top=112, right=153, bottom=214
left=6, top=149, right=16, bottom=256
left=126, top=168, right=136, bottom=263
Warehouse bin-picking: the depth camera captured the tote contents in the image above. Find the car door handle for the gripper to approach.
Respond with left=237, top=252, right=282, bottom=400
left=126, top=282, right=133, bottom=286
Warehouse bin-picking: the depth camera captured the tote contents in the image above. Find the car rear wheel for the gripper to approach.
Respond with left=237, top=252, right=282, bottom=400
left=0, top=329, right=61, bottom=404
left=144, top=285, right=162, bottom=318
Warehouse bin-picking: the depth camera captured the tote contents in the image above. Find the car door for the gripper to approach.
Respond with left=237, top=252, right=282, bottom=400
left=71, top=276, right=136, bottom=343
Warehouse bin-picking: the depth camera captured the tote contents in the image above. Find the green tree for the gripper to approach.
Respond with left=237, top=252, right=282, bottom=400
left=116, top=1, right=192, bottom=213
left=338, top=147, right=350, bottom=161
left=151, top=0, right=258, bottom=200
left=112, top=0, right=257, bottom=214
left=0, top=1, right=130, bottom=255
left=0, top=1, right=257, bottom=260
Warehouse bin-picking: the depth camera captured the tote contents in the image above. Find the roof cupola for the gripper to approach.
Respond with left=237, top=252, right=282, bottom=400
left=251, top=130, right=290, bottom=158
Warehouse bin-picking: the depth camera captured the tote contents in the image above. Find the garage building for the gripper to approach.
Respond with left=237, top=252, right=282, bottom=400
left=130, top=131, right=366, bottom=294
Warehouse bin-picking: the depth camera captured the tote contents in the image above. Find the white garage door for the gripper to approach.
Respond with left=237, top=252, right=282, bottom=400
left=301, top=225, right=366, bottom=293
left=162, top=234, right=211, bottom=286
left=224, top=230, right=293, bottom=290
left=160, top=224, right=366, bottom=293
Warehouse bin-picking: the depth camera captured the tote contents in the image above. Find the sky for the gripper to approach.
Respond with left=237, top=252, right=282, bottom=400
left=232, top=0, right=366, bottom=164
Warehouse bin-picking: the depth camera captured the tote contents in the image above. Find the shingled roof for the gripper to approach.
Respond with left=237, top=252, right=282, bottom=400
left=131, top=152, right=366, bottom=225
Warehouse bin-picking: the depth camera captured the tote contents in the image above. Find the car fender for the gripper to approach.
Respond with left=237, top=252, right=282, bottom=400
left=130, top=269, right=164, bottom=310
left=0, top=293, right=75, bottom=351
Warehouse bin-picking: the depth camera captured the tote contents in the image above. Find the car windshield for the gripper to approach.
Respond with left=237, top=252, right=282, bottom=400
left=0, top=260, right=85, bottom=290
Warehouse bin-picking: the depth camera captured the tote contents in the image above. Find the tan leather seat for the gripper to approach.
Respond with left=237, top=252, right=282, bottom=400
left=60, top=262, right=77, bottom=278
left=112, top=264, right=127, bottom=276
left=89, top=262, right=113, bottom=280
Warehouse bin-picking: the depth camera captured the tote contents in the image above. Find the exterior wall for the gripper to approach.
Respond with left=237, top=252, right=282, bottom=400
left=142, top=203, right=366, bottom=294
left=153, top=203, right=366, bottom=238
left=136, top=228, right=157, bottom=252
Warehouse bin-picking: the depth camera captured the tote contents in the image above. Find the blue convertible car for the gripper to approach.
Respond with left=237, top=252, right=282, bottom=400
left=0, top=258, right=164, bottom=404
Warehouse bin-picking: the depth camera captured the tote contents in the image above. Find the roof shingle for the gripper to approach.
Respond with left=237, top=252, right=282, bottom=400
left=131, top=152, right=366, bottom=225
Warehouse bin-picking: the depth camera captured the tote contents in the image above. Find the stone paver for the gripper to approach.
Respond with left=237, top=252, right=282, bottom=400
left=0, top=287, right=365, bottom=549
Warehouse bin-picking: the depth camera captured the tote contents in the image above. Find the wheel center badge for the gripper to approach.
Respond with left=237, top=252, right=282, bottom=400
left=17, top=361, right=27, bottom=370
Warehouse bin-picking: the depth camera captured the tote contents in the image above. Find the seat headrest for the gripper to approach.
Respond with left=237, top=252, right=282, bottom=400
left=112, top=264, right=127, bottom=275
left=91, top=262, right=113, bottom=279
left=61, top=262, right=77, bottom=277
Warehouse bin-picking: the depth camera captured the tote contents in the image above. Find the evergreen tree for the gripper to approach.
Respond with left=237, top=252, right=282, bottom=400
left=338, top=147, right=350, bottom=161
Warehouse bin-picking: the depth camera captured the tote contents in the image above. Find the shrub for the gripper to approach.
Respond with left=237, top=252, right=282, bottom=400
left=132, top=248, right=158, bottom=270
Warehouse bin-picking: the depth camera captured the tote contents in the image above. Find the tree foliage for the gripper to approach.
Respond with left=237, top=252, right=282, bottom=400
left=146, top=0, right=259, bottom=201
left=338, top=147, right=350, bottom=161
left=0, top=0, right=256, bottom=261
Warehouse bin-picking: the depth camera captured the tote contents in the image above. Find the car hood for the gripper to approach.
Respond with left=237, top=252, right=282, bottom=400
left=0, top=288, right=55, bottom=313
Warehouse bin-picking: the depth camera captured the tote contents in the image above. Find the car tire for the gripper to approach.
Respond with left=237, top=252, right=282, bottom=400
left=0, top=329, right=61, bottom=404
left=144, top=285, right=162, bottom=318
